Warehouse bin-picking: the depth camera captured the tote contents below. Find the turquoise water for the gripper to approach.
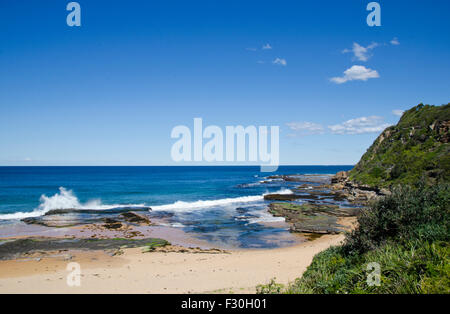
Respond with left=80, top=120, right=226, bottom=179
left=0, top=166, right=352, bottom=248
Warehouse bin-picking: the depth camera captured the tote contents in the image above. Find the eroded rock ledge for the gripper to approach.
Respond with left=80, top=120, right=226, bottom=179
left=260, top=171, right=397, bottom=235
left=269, top=202, right=358, bottom=234
left=330, top=171, right=391, bottom=204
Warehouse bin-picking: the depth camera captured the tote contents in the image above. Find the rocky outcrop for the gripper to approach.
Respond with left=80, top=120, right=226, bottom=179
left=142, top=245, right=228, bottom=254
left=120, top=212, right=151, bottom=225
left=431, top=120, right=449, bottom=143
left=264, top=194, right=318, bottom=201
left=102, top=218, right=124, bottom=230
left=331, top=171, right=348, bottom=184
left=268, top=202, right=358, bottom=234
left=330, top=171, right=390, bottom=204
left=22, top=208, right=152, bottom=228
left=266, top=174, right=331, bottom=184
left=0, top=237, right=170, bottom=261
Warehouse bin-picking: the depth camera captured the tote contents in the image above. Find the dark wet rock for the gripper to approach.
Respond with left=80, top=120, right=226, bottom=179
left=295, top=184, right=312, bottom=189
left=102, top=218, right=123, bottom=230
left=21, top=217, right=50, bottom=227
left=264, top=194, right=318, bottom=201
left=308, top=191, right=337, bottom=197
left=266, top=174, right=331, bottom=184
left=120, top=212, right=151, bottom=225
left=268, top=202, right=358, bottom=234
left=283, top=176, right=304, bottom=182
left=22, top=208, right=153, bottom=228
left=44, top=207, right=150, bottom=216
left=0, top=237, right=170, bottom=260
left=294, top=194, right=320, bottom=200
left=21, top=215, right=94, bottom=228
left=266, top=175, right=283, bottom=179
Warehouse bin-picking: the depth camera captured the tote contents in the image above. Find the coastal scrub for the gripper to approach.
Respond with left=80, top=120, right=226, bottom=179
left=257, top=183, right=450, bottom=294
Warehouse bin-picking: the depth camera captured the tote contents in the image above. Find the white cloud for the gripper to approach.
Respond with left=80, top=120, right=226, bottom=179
left=246, top=47, right=257, bottom=51
left=392, top=109, right=404, bottom=117
left=273, top=58, right=287, bottom=66
left=343, top=42, right=378, bottom=61
left=330, top=65, right=379, bottom=84
left=286, top=122, right=325, bottom=136
left=390, top=37, right=400, bottom=45
left=262, top=43, right=272, bottom=50
left=328, top=116, right=392, bottom=135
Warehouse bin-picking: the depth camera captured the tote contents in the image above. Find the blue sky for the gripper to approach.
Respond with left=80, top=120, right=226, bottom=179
left=0, top=0, right=449, bottom=166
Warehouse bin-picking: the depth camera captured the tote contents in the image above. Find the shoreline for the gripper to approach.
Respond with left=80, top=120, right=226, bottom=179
left=0, top=233, right=345, bottom=294
left=0, top=171, right=360, bottom=293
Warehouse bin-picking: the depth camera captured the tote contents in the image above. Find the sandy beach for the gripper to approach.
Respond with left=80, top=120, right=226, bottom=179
left=0, top=234, right=345, bottom=294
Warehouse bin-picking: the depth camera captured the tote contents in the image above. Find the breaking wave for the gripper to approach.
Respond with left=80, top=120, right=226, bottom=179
left=151, top=188, right=293, bottom=212
left=0, top=187, right=293, bottom=220
left=0, top=187, right=146, bottom=220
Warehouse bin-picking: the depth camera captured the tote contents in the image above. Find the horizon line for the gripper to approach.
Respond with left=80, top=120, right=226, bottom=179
left=0, top=164, right=355, bottom=167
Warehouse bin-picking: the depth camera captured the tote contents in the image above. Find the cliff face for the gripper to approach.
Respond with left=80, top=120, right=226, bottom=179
left=349, top=103, right=450, bottom=188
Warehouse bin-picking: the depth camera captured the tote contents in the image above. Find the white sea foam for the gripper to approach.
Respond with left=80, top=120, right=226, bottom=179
left=0, top=187, right=146, bottom=220
left=151, top=195, right=263, bottom=212
left=151, top=188, right=292, bottom=212
left=0, top=187, right=293, bottom=220
left=259, top=178, right=283, bottom=183
left=271, top=188, right=293, bottom=195
left=0, top=209, right=49, bottom=220
left=248, top=213, right=286, bottom=224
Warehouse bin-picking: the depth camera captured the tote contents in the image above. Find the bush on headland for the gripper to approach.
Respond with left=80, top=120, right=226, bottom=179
left=257, top=103, right=449, bottom=294
left=349, top=103, right=450, bottom=188
left=257, top=183, right=450, bottom=294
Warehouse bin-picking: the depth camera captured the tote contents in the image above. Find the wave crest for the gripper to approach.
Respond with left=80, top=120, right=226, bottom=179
left=0, top=187, right=146, bottom=220
left=151, top=188, right=292, bottom=212
left=0, top=187, right=293, bottom=220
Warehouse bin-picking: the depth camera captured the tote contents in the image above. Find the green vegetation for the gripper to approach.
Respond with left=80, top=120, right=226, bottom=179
left=141, top=239, right=170, bottom=252
left=257, top=184, right=449, bottom=294
left=349, top=103, right=450, bottom=188
left=256, top=103, right=449, bottom=294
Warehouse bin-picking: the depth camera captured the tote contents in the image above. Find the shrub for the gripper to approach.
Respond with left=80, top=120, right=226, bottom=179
left=256, top=278, right=285, bottom=294
left=343, top=183, right=449, bottom=255
left=257, top=183, right=450, bottom=294
left=282, top=240, right=449, bottom=294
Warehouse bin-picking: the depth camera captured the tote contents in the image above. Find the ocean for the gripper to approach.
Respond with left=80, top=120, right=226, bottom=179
left=0, top=166, right=353, bottom=248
